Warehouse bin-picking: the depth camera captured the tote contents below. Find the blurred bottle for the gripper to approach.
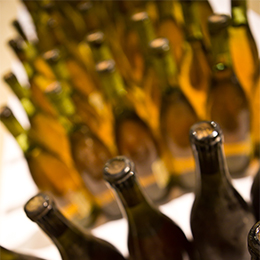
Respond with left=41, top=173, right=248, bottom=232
left=251, top=168, right=260, bottom=221
left=189, top=120, right=255, bottom=260
left=179, top=0, right=211, bottom=119
left=3, top=72, right=73, bottom=168
left=8, top=37, right=57, bottom=117
left=43, top=48, right=115, bottom=152
left=0, top=106, right=99, bottom=228
left=0, top=246, right=46, bottom=260
left=96, top=60, right=171, bottom=204
left=149, top=37, right=199, bottom=190
left=230, top=0, right=260, bottom=99
left=155, top=0, right=184, bottom=69
left=207, top=14, right=252, bottom=177
left=24, top=192, right=126, bottom=260
left=248, top=221, right=260, bottom=260
left=103, top=156, right=194, bottom=260
left=45, top=82, right=121, bottom=220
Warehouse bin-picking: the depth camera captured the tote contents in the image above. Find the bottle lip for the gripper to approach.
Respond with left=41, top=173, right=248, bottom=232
left=208, top=14, right=231, bottom=34
left=86, top=31, right=104, bottom=46
left=189, top=121, right=223, bottom=146
left=43, top=49, right=61, bottom=64
left=3, top=72, right=17, bottom=84
left=96, top=59, right=116, bottom=74
left=0, top=106, right=13, bottom=119
left=24, top=192, right=53, bottom=221
left=131, top=11, right=149, bottom=22
left=149, top=37, right=170, bottom=55
left=103, top=156, right=134, bottom=184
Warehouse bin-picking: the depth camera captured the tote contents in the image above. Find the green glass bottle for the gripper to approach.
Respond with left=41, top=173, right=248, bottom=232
left=45, top=82, right=121, bottom=220
left=24, top=192, right=126, bottom=260
left=3, top=72, right=73, bottom=168
left=248, top=221, right=260, bottom=260
left=207, top=14, right=252, bottom=177
left=0, top=246, right=46, bottom=260
left=189, top=120, right=255, bottom=260
left=230, top=0, right=260, bottom=98
left=96, top=59, right=171, bottom=204
left=0, top=106, right=99, bottom=228
left=149, top=37, right=199, bottom=190
left=103, top=155, right=194, bottom=260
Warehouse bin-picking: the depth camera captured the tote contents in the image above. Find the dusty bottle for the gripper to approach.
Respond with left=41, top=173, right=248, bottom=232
left=96, top=59, right=171, bottom=204
left=248, top=221, right=260, bottom=260
left=45, top=82, right=121, bottom=220
left=103, top=155, right=193, bottom=260
left=190, top=120, right=255, bottom=260
left=0, top=106, right=99, bottom=228
left=149, top=37, right=199, bottom=190
left=230, top=0, right=259, bottom=98
left=24, top=192, right=126, bottom=260
left=207, top=14, right=252, bottom=177
left=0, top=246, right=46, bottom=260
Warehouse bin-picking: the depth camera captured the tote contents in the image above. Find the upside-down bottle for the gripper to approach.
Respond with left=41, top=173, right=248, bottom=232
left=24, top=192, right=126, bottom=260
left=190, top=120, right=255, bottom=260
left=103, top=156, right=194, bottom=260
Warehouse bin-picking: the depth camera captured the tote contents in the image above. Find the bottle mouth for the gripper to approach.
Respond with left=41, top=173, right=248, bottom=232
left=149, top=37, right=170, bottom=55
left=0, top=106, right=12, bottom=119
left=208, top=14, right=231, bottom=34
left=24, top=192, right=53, bottom=221
left=103, top=156, right=134, bottom=184
left=189, top=121, right=222, bottom=146
left=96, top=59, right=116, bottom=74
left=131, top=11, right=149, bottom=22
left=43, top=49, right=61, bottom=64
left=86, top=31, right=104, bottom=46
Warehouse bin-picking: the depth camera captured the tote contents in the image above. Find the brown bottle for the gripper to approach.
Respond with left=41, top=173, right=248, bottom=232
left=103, top=156, right=194, bottom=260
left=190, top=120, right=255, bottom=260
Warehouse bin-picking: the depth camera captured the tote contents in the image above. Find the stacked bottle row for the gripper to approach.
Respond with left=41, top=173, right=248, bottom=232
left=1, top=120, right=260, bottom=260
left=0, top=0, right=259, bottom=229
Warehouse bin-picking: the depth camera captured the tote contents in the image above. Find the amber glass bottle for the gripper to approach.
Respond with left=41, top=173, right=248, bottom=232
left=0, top=106, right=99, bottom=228
left=103, top=156, right=194, bottom=260
left=190, top=121, right=255, bottom=260
left=230, top=0, right=259, bottom=99
left=155, top=0, right=184, bottom=68
left=207, top=14, right=252, bottom=177
left=96, top=60, right=171, bottom=204
left=45, top=82, right=121, bottom=220
left=0, top=246, right=46, bottom=260
left=179, top=0, right=211, bottom=119
left=149, top=38, right=199, bottom=190
left=248, top=221, right=260, bottom=260
left=24, top=192, right=126, bottom=260
left=3, top=72, right=73, bottom=168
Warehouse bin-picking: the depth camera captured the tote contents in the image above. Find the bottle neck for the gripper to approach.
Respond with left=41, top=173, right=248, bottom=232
left=110, top=174, right=155, bottom=219
left=152, top=51, right=179, bottom=91
left=210, top=28, right=233, bottom=75
left=181, top=1, right=203, bottom=41
left=231, top=0, right=248, bottom=26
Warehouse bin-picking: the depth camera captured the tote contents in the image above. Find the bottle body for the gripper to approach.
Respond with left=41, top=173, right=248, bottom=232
left=248, top=221, right=260, bottom=260
left=190, top=121, right=255, bottom=260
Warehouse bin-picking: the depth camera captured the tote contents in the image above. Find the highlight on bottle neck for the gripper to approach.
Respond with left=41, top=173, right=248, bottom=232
left=103, top=156, right=135, bottom=186
left=248, top=221, right=260, bottom=259
left=86, top=31, right=105, bottom=47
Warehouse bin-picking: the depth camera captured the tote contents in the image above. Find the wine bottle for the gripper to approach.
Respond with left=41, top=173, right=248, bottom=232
left=3, top=72, right=73, bottom=168
left=248, top=221, right=260, bottom=260
left=24, top=192, right=126, bottom=260
left=207, top=14, right=252, bottom=177
left=103, top=155, right=194, bottom=260
left=149, top=37, right=199, bottom=190
left=251, top=168, right=260, bottom=221
left=190, top=120, right=255, bottom=260
left=0, top=246, right=46, bottom=260
left=0, top=106, right=99, bottom=228
left=230, top=0, right=260, bottom=99
left=96, top=59, right=171, bottom=203
left=45, top=82, right=121, bottom=220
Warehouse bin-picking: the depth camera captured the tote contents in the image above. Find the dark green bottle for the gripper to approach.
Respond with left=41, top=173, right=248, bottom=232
left=0, top=246, right=46, bottom=260
left=24, top=192, right=126, bottom=260
left=248, top=221, right=260, bottom=260
left=103, top=156, right=193, bottom=260
left=190, top=120, right=255, bottom=260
